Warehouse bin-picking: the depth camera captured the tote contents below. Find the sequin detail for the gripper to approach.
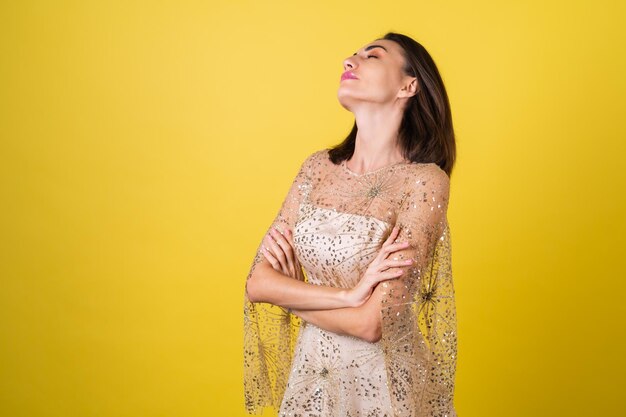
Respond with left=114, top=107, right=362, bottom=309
left=243, top=149, right=458, bottom=416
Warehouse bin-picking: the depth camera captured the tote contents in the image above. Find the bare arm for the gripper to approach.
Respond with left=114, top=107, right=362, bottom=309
left=248, top=225, right=410, bottom=311
left=254, top=224, right=412, bottom=342
left=290, top=282, right=386, bottom=343
left=246, top=259, right=351, bottom=310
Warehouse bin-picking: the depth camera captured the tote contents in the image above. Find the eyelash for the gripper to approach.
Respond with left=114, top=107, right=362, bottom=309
left=367, top=55, right=377, bottom=59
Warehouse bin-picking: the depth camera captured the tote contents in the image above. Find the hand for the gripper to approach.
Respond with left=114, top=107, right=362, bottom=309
left=343, top=224, right=413, bottom=307
left=261, top=225, right=305, bottom=281
left=262, top=223, right=413, bottom=308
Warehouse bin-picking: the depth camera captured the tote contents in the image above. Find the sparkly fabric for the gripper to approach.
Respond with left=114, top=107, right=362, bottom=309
left=243, top=149, right=458, bottom=416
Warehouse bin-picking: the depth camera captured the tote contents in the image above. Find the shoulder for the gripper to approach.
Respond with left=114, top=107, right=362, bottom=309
left=300, top=148, right=331, bottom=170
left=309, top=148, right=331, bottom=162
left=407, top=162, right=449, bottom=188
left=402, top=162, right=450, bottom=205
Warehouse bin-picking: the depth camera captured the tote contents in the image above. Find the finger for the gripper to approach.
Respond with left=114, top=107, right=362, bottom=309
left=265, top=232, right=288, bottom=266
left=267, top=228, right=288, bottom=254
left=262, top=234, right=280, bottom=258
left=270, top=227, right=296, bottom=271
left=380, top=268, right=405, bottom=280
left=286, top=229, right=303, bottom=263
left=284, top=229, right=302, bottom=266
left=383, top=258, right=414, bottom=269
left=381, top=240, right=412, bottom=259
left=285, top=228, right=295, bottom=248
left=383, top=225, right=401, bottom=246
left=389, top=224, right=400, bottom=237
left=266, top=245, right=290, bottom=275
left=376, top=225, right=407, bottom=260
left=271, top=227, right=294, bottom=257
left=374, top=226, right=399, bottom=263
left=359, top=267, right=404, bottom=292
left=375, top=241, right=410, bottom=264
left=261, top=247, right=281, bottom=270
left=263, top=235, right=290, bottom=275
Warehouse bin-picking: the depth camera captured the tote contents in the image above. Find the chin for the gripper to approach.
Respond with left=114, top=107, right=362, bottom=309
left=337, top=89, right=358, bottom=111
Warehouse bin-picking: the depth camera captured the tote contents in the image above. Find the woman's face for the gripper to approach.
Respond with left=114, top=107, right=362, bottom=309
left=337, top=39, right=417, bottom=110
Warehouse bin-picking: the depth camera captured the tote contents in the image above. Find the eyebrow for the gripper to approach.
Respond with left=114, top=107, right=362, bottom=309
left=353, top=44, right=388, bottom=55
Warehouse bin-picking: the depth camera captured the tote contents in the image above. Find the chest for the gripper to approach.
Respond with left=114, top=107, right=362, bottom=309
left=292, top=202, right=393, bottom=288
left=290, top=164, right=409, bottom=287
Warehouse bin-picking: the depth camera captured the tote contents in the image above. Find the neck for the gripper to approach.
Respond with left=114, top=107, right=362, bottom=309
left=348, top=103, right=407, bottom=171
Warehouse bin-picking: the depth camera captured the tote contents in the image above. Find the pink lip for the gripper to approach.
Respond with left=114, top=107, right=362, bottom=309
left=341, top=71, right=358, bottom=81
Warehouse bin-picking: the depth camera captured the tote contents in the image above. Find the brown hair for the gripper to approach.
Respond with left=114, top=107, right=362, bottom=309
left=328, top=32, right=457, bottom=177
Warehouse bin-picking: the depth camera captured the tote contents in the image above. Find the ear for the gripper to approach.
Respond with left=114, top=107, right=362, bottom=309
left=400, top=77, right=419, bottom=98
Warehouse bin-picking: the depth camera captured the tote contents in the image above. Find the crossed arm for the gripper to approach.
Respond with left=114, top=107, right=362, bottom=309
left=249, top=226, right=408, bottom=344
left=246, top=259, right=353, bottom=310
left=246, top=164, right=450, bottom=342
left=289, top=284, right=386, bottom=343
left=248, top=257, right=386, bottom=343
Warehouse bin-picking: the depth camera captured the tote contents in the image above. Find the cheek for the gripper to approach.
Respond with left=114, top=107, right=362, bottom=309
left=371, top=69, right=401, bottom=90
left=382, top=71, right=403, bottom=90
left=370, top=75, right=401, bottom=100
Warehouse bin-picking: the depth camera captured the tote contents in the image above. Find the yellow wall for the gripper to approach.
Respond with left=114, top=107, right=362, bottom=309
left=1, top=1, right=624, bottom=416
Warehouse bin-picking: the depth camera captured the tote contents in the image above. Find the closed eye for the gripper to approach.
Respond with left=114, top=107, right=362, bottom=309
left=367, top=55, right=378, bottom=59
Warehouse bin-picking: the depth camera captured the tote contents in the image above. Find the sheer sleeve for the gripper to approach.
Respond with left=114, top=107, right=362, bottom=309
left=242, top=149, right=321, bottom=415
left=379, top=164, right=458, bottom=417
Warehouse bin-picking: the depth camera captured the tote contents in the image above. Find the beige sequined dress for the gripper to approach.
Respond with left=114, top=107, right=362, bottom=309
left=243, top=149, right=458, bottom=417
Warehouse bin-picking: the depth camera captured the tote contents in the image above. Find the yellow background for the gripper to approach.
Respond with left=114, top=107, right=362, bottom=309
left=1, top=1, right=625, bottom=416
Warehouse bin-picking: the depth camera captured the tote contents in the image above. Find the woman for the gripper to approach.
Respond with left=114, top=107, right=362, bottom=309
left=243, top=32, right=458, bottom=417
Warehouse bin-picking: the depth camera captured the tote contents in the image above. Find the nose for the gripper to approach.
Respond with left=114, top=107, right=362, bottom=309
left=343, top=56, right=357, bottom=71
